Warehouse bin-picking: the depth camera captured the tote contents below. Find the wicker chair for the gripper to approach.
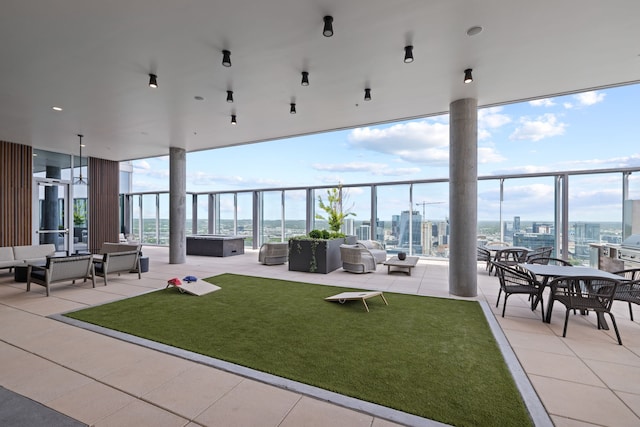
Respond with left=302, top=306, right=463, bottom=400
left=477, top=247, right=492, bottom=271
left=258, top=242, right=289, bottom=265
left=492, top=261, right=545, bottom=320
left=547, top=276, right=622, bottom=344
left=525, top=246, right=553, bottom=262
left=492, top=248, right=528, bottom=275
left=27, top=255, right=95, bottom=296
left=528, top=257, right=572, bottom=266
left=612, top=268, right=640, bottom=321
left=355, top=240, right=387, bottom=263
left=340, top=244, right=376, bottom=273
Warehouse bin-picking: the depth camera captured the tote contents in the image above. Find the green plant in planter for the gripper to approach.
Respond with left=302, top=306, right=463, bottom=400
left=315, top=185, right=355, bottom=233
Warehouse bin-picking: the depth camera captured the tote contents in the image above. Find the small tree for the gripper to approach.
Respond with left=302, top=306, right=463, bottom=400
left=315, top=185, right=355, bottom=233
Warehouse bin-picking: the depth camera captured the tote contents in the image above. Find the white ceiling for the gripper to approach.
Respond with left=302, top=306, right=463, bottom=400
left=1, top=0, right=639, bottom=162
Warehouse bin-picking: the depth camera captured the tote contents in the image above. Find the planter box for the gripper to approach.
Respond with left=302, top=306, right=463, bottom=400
left=288, top=236, right=356, bottom=274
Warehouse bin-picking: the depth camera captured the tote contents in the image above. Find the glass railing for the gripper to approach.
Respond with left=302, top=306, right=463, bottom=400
left=121, top=166, right=640, bottom=265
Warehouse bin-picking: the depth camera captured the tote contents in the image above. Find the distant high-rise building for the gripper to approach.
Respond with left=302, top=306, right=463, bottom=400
left=421, top=221, right=433, bottom=255
left=344, top=218, right=355, bottom=236
left=513, top=233, right=555, bottom=251
left=573, top=223, right=600, bottom=242
left=514, top=216, right=521, bottom=233
left=375, top=219, right=385, bottom=243
left=357, top=224, right=370, bottom=241
left=397, top=210, right=423, bottom=253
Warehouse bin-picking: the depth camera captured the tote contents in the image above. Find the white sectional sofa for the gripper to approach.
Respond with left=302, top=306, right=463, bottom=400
left=0, top=244, right=57, bottom=271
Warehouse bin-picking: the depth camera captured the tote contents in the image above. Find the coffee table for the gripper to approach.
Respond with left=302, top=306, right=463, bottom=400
left=383, top=256, right=419, bottom=276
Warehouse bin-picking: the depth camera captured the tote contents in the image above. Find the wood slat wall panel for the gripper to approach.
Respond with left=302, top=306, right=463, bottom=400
left=0, top=141, right=32, bottom=246
left=88, top=157, right=119, bottom=252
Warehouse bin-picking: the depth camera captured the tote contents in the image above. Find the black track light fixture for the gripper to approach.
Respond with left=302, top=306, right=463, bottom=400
left=226, top=90, right=234, bottom=103
left=404, top=45, right=414, bottom=63
left=290, top=103, right=296, bottom=114
left=301, top=71, right=309, bottom=86
left=364, top=88, right=372, bottom=101
left=148, top=74, right=158, bottom=88
left=231, top=114, right=237, bottom=125
left=464, top=68, right=473, bottom=84
left=323, top=16, right=334, bottom=37
left=222, top=50, right=231, bottom=67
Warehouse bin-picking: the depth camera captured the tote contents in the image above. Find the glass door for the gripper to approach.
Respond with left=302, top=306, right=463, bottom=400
left=33, top=179, right=70, bottom=254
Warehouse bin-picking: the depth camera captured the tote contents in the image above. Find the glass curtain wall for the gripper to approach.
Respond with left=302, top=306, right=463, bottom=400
left=261, top=191, right=283, bottom=244
left=237, top=192, right=253, bottom=246
left=340, top=185, right=370, bottom=240
left=568, top=173, right=623, bottom=264
left=412, top=182, right=449, bottom=257
left=284, top=190, right=306, bottom=239
left=216, top=194, right=235, bottom=235
left=375, top=184, right=412, bottom=256
left=120, top=168, right=640, bottom=257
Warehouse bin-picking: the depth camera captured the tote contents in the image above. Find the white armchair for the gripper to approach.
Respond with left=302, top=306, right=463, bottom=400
left=340, top=244, right=377, bottom=273
left=258, top=242, right=289, bottom=265
left=356, top=240, right=387, bottom=264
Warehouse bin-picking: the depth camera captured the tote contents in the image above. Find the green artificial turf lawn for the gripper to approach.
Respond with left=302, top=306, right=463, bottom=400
left=65, top=274, right=532, bottom=427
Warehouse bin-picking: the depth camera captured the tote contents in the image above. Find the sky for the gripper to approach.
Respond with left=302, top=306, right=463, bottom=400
left=131, top=84, right=640, bottom=223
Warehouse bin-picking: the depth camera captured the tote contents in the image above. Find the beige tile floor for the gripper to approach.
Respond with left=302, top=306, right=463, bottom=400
left=0, top=246, right=639, bottom=426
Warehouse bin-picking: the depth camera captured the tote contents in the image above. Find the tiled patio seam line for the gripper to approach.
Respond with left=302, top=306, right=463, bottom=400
left=52, top=313, right=452, bottom=427
left=0, top=337, right=201, bottom=425
left=479, top=301, right=554, bottom=427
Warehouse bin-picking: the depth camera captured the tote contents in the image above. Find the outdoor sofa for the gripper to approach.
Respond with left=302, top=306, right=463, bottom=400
left=0, top=244, right=56, bottom=272
left=27, top=254, right=95, bottom=296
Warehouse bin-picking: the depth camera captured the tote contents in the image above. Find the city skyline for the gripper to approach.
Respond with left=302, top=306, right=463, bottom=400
left=131, top=84, right=640, bottom=222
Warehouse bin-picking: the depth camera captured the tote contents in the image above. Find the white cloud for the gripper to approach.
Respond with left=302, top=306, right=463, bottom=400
left=488, top=165, right=553, bottom=175
left=479, top=107, right=511, bottom=129
left=348, top=120, right=449, bottom=165
left=574, top=91, right=605, bottom=106
left=563, top=91, right=606, bottom=109
left=478, top=146, right=507, bottom=164
left=529, top=98, right=556, bottom=107
left=312, top=161, right=421, bottom=177
left=559, top=154, right=640, bottom=169
left=133, top=159, right=151, bottom=171
left=509, top=113, right=567, bottom=142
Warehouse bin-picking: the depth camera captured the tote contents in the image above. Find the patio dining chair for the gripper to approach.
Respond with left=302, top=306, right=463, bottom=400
left=477, top=247, right=491, bottom=272
left=525, top=246, right=553, bottom=262
left=612, top=268, right=640, bottom=321
left=492, top=248, right=528, bottom=275
left=547, top=276, right=622, bottom=345
left=528, top=257, right=572, bottom=266
left=492, top=261, right=545, bottom=320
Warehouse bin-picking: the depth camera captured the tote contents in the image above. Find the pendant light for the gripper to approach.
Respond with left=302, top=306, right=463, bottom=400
left=74, top=134, right=87, bottom=185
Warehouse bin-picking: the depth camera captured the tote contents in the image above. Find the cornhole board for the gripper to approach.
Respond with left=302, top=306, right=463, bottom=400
left=167, top=281, right=221, bottom=296
left=324, top=291, right=388, bottom=312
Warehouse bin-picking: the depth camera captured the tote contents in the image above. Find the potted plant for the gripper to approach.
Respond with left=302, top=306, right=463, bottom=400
left=288, top=230, right=355, bottom=273
left=288, top=186, right=357, bottom=273
left=315, top=185, right=355, bottom=233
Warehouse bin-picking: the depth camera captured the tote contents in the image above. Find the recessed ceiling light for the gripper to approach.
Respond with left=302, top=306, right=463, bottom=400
left=52, top=106, right=63, bottom=111
left=467, top=26, right=483, bottom=36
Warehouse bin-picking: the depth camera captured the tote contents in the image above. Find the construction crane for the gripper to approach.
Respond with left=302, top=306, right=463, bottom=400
left=416, top=201, right=444, bottom=220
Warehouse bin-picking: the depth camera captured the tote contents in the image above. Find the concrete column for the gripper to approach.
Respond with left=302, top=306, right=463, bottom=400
left=43, top=166, right=61, bottom=247
left=169, top=147, right=186, bottom=264
left=449, top=98, right=478, bottom=297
